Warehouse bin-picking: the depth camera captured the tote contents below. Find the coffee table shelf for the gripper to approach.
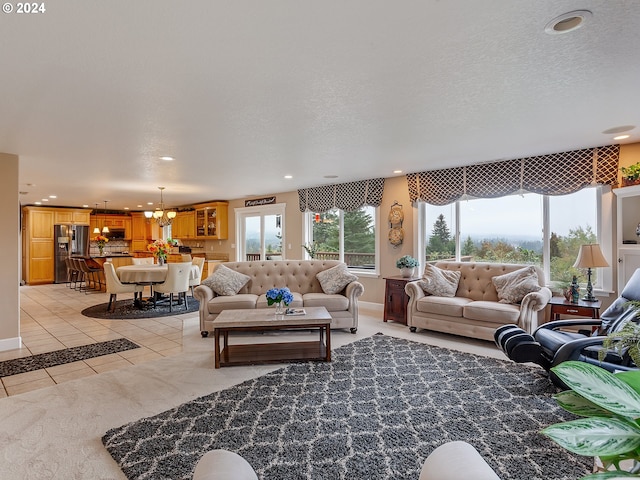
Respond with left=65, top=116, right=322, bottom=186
left=213, top=307, right=332, bottom=368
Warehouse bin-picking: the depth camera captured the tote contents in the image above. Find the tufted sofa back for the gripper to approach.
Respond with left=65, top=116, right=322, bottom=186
left=433, top=261, right=546, bottom=302
left=218, top=260, right=346, bottom=295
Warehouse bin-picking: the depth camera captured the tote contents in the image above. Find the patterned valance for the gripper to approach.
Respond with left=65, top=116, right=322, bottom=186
left=298, top=178, right=385, bottom=212
left=407, top=145, right=620, bottom=205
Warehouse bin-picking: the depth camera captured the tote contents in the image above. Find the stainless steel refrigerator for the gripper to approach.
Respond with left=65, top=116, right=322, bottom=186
left=54, top=224, right=90, bottom=283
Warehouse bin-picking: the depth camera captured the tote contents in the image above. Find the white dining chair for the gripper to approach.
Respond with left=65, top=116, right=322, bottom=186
left=189, top=256, right=206, bottom=296
left=132, top=257, right=154, bottom=265
left=154, top=262, right=191, bottom=311
left=103, top=262, right=144, bottom=312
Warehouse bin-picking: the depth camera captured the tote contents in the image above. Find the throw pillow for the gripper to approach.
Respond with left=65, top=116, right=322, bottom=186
left=202, top=264, right=251, bottom=296
left=492, top=266, right=541, bottom=304
left=417, top=264, right=461, bottom=297
left=316, top=264, right=358, bottom=295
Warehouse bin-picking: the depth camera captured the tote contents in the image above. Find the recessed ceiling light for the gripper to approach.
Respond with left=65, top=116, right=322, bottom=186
left=82, top=204, right=89, bottom=208
left=49, top=195, right=57, bottom=198
left=602, top=125, right=635, bottom=134
left=323, top=175, right=339, bottom=179
left=34, top=201, right=41, bottom=205
left=147, top=202, right=153, bottom=205
left=544, top=10, right=592, bottom=35
left=393, top=170, right=403, bottom=174
left=284, top=175, right=293, bottom=179
left=137, top=205, right=143, bottom=208
left=42, top=198, right=49, bottom=202
left=160, top=156, right=174, bottom=161
left=124, top=207, right=130, bottom=210
left=614, top=134, right=631, bottom=140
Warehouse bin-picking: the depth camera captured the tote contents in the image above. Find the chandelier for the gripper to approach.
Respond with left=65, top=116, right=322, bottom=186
left=144, top=187, right=177, bottom=227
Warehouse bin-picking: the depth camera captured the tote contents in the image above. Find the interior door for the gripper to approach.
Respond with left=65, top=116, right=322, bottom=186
left=236, top=204, right=285, bottom=262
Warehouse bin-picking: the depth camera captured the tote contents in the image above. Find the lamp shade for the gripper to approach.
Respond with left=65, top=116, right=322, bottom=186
left=573, top=244, right=609, bottom=269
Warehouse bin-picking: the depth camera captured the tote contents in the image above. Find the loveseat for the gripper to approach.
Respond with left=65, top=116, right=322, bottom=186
left=405, top=261, right=552, bottom=341
left=193, top=260, right=364, bottom=337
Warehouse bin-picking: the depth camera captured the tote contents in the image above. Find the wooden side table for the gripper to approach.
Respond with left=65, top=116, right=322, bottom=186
left=383, top=276, right=421, bottom=325
left=549, top=296, right=601, bottom=321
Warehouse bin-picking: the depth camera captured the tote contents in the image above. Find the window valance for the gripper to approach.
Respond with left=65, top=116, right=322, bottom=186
left=407, top=145, right=620, bottom=205
left=298, top=178, right=385, bottom=212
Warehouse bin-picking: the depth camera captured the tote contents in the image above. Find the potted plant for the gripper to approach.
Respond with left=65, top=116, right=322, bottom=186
left=621, top=162, right=640, bottom=187
left=542, top=361, right=640, bottom=477
left=396, top=255, right=419, bottom=278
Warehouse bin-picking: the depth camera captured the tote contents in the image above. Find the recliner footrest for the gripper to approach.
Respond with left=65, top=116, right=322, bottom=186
left=496, top=325, right=543, bottom=364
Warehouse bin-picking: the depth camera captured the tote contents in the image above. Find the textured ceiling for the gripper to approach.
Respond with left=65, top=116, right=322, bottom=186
left=1, top=1, right=639, bottom=210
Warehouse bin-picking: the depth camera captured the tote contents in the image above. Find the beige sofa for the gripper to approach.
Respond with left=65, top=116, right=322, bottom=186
left=193, top=260, right=364, bottom=337
left=405, top=261, right=552, bottom=341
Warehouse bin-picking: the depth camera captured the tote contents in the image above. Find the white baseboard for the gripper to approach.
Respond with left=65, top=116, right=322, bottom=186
left=0, top=336, right=21, bottom=352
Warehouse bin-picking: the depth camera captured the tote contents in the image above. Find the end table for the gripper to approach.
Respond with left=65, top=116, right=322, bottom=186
left=549, top=296, right=601, bottom=321
left=383, top=275, right=421, bottom=325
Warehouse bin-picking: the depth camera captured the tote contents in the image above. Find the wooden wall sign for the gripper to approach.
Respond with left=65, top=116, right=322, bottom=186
left=245, top=196, right=276, bottom=207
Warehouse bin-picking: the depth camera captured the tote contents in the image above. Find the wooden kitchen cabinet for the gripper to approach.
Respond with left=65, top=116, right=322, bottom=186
left=172, top=211, right=195, bottom=239
left=22, top=206, right=55, bottom=284
left=194, top=202, right=228, bottom=239
left=54, top=209, right=91, bottom=225
left=130, top=212, right=152, bottom=252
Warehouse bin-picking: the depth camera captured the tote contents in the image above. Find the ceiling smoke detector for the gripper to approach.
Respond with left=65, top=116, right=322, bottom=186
left=545, top=10, right=592, bottom=35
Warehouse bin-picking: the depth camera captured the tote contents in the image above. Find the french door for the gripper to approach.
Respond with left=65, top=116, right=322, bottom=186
left=235, top=204, right=285, bottom=262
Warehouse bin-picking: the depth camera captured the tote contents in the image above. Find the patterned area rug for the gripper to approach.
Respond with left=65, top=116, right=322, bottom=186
left=0, top=338, right=140, bottom=377
left=102, top=334, right=592, bottom=480
left=81, top=298, right=198, bottom=320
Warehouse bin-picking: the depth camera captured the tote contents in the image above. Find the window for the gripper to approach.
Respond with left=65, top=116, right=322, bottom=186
left=420, top=187, right=605, bottom=288
left=305, top=206, right=378, bottom=273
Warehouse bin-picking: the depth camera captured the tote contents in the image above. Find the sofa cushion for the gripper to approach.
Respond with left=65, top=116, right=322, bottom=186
left=257, top=292, right=303, bottom=309
left=491, top=266, right=541, bottom=304
left=202, top=265, right=251, bottom=296
left=303, top=292, right=349, bottom=312
left=417, top=296, right=472, bottom=317
left=463, top=300, right=521, bottom=324
left=206, top=294, right=259, bottom=314
left=316, top=264, right=358, bottom=295
left=417, top=264, right=461, bottom=297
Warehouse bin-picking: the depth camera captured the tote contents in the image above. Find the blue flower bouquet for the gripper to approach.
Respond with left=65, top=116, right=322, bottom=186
left=266, top=287, right=294, bottom=306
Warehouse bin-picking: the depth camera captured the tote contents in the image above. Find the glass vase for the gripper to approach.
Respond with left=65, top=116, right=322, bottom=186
left=99, top=246, right=104, bottom=256
left=274, top=302, right=284, bottom=315
left=158, top=256, right=165, bottom=266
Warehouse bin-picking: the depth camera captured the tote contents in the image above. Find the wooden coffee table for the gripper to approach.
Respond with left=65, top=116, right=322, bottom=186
left=212, top=306, right=332, bottom=368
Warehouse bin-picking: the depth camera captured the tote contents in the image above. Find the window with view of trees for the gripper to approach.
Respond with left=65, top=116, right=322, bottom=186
left=306, top=206, right=377, bottom=271
left=422, top=187, right=601, bottom=285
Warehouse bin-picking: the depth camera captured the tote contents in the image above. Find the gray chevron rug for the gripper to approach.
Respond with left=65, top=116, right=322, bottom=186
left=102, top=334, right=592, bottom=480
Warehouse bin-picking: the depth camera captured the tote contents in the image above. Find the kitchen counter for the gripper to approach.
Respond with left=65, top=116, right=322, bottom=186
left=92, top=254, right=133, bottom=258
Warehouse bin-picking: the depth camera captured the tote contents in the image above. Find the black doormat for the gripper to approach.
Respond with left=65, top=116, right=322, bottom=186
left=0, top=338, right=140, bottom=377
left=81, top=298, right=199, bottom=320
left=103, top=334, right=592, bottom=480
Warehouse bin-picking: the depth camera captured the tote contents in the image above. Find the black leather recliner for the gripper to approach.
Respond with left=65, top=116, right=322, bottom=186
left=495, top=268, right=640, bottom=387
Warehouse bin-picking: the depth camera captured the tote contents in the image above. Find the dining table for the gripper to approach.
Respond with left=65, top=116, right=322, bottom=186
left=116, top=263, right=200, bottom=284
left=115, top=263, right=201, bottom=309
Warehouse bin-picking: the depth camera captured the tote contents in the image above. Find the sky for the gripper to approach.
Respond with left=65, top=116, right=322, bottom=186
left=427, top=188, right=598, bottom=239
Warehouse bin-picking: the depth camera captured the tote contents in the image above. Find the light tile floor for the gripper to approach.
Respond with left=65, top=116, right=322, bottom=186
left=1, top=283, right=199, bottom=397
left=1, top=282, right=505, bottom=398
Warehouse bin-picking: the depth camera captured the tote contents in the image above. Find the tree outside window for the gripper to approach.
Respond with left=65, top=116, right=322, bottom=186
left=309, top=206, right=376, bottom=270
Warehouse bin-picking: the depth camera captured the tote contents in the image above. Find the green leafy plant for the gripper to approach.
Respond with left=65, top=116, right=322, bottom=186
left=600, top=301, right=640, bottom=365
left=396, top=255, right=419, bottom=269
left=621, top=163, right=640, bottom=182
left=542, top=361, right=640, bottom=477
left=302, top=242, right=319, bottom=259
